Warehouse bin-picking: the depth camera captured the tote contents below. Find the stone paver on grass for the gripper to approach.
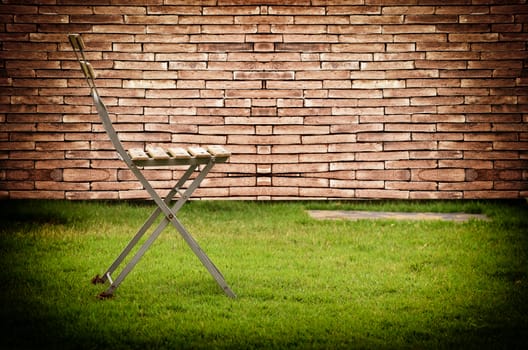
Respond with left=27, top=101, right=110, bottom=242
left=307, top=210, right=489, bottom=222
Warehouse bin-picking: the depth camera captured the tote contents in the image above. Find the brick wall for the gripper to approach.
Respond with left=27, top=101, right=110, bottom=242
left=1, top=0, right=527, bottom=200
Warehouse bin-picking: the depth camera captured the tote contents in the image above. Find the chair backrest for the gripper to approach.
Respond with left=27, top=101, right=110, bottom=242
left=69, top=34, right=132, bottom=165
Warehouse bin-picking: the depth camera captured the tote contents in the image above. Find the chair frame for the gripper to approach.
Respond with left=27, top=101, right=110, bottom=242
left=69, top=34, right=236, bottom=299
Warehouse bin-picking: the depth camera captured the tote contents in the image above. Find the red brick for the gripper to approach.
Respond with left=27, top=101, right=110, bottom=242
left=236, top=15, right=293, bottom=25
left=254, top=43, right=275, bottom=51
left=226, top=89, right=303, bottom=99
left=71, top=15, right=123, bottom=24
left=437, top=105, right=492, bottom=114
left=330, top=24, right=382, bottom=36
left=300, top=187, right=355, bottom=199
left=331, top=179, right=384, bottom=189
left=226, top=116, right=302, bottom=125
left=272, top=24, right=326, bottom=34
left=411, top=96, right=464, bottom=106
left=361, top=61, right=414, bottom=70
left=356, top=151, right=409, bottom=161
left=461, top=14, right=514, bottom=24
left=327, top=5, right=379, bottom=15
left=229, top=135, right=300, bottom=145
left=412, top=169, right=466, bottom=182
left=14, top=14, right=68, bottom=23
left=67, top=191, right=119, bottom=200
left=437, top=88, right=488, bottom=96
left=303, top=134, right=355, bottom=144
left=440, top=140, right=493, bottom=151
left=331, top=124, right=382, bottom=133
left=212, top=61, right=320, bottom=71
left=63, top=169, right=116, bottom=182
left=268, top=81, right=322, bottom=89
left=227, top=52, right=300, bottom=62
left=277, top=43, right=332, bottom=52
left=192, top=34, right=246, bottom=43
left=386, top=24, right=440, bottom=34
left=394, top=33, right=447, bottom=42
left=357, top=169, right=410, bottom=181
left=332, top=43, right=385, bottom=52
left=410, top=150, right=462, bottom=160
left=383, top=6, right=434, bottom=15
left=203, top=6, right=259, bottom=15
left=386, top=182, right=437, bottom=191
left=144, top=43, right=197, bottom=52
left=356, top=189, right=409, bottom=199
left=98, top=6, right=146, bottom=15
left=295, top=15, right=350, bottom=25
left=246, top=34, right=282, bottom=43
left=449, top=33, right=500, bottom=42
left=426, top=51, right=481, bottom=60
left=234, top=71, right=294, bottom=80
left=386, top=159, right=437, bottom=169
left=252, top=107, right=277, bottom=116
left=297, top=71, right=351, bottom=80
left=407, top=15, right=459, bottom=24
left=352, top=79, right=405, bottom=89
left=499, top=33, right=528, bottom=42
left=349, top=15, right=402, bottom=25
left=273, top=144, right=327, bottom=154
left=411, top=191, right=463, bottom=200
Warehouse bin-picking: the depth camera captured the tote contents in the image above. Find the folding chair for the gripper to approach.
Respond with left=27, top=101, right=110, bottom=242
left=69, top=34, right=236, bottom=299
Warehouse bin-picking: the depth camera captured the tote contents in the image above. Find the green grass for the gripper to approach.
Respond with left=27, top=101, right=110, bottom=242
left=0, top=199, right=527, bottom=349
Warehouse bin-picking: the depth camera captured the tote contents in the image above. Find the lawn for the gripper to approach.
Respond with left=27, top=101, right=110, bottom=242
left=0, top=199, right=527, bottom=349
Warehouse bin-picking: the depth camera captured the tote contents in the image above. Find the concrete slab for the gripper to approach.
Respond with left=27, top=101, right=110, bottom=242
left=307, top=210, right=489, bottom=222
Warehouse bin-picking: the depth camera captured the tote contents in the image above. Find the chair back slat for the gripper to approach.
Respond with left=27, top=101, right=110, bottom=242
left=91, top=89, right=131, bottom=164
left=80, top=61, right=96, bottom=80
left=69, top=34, right=132, bottom=165
left=68, top=34, right=85, bottom=50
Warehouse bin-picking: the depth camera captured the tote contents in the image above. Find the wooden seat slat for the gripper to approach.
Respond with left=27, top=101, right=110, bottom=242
left=168, top=147, right=192, bottom=159
left=188, top=146, right=212, bottom=159
left=129, top=145, right=230, bottom=166
left=146, top=146, right=170, bottom=160
left=129, top=148, right=149, bottom=161
left=207, top=145, right=231, bottom=158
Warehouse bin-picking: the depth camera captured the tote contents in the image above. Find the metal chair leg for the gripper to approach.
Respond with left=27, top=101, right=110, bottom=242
left=92, top=165, right=198, bottom=286
left=96, top=160, right=236, bottom=299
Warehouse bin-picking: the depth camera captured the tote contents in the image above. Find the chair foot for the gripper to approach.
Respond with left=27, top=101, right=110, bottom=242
left=224, top=287, right=237, bottom=299
left=97, top=291, right=114, bottom=300
left=91, top=274, right=106, bottom=284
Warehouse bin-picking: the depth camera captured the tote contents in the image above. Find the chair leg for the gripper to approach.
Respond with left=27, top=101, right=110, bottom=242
left=95, top=160, right=236, bottom=299
left=99, top=211, right=236, bottom=299
left=163, top=162, right=237, bottom=298
left=98, top=214, right=168, bottom=299
left=92, top=165, right=198, bottom=286
left=167, top=215, right=237, bottom=298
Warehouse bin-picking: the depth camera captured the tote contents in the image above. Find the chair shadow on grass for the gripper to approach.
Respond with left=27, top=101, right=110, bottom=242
left=0, top=200, right=72, bottom=228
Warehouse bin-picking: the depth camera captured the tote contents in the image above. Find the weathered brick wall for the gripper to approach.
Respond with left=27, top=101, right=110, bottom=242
left=1, top=0, right=527, bottom=200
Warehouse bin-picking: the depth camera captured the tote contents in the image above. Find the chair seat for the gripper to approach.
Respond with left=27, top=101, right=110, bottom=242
left=128, top=145, right=230, bottom=166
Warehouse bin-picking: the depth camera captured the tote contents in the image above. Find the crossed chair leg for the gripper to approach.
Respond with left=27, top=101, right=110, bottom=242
left=91, top=160, right=236, bottom=299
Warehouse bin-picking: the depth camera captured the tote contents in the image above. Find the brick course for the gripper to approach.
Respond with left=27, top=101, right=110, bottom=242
left=1, top=1, right=527, bottom=200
